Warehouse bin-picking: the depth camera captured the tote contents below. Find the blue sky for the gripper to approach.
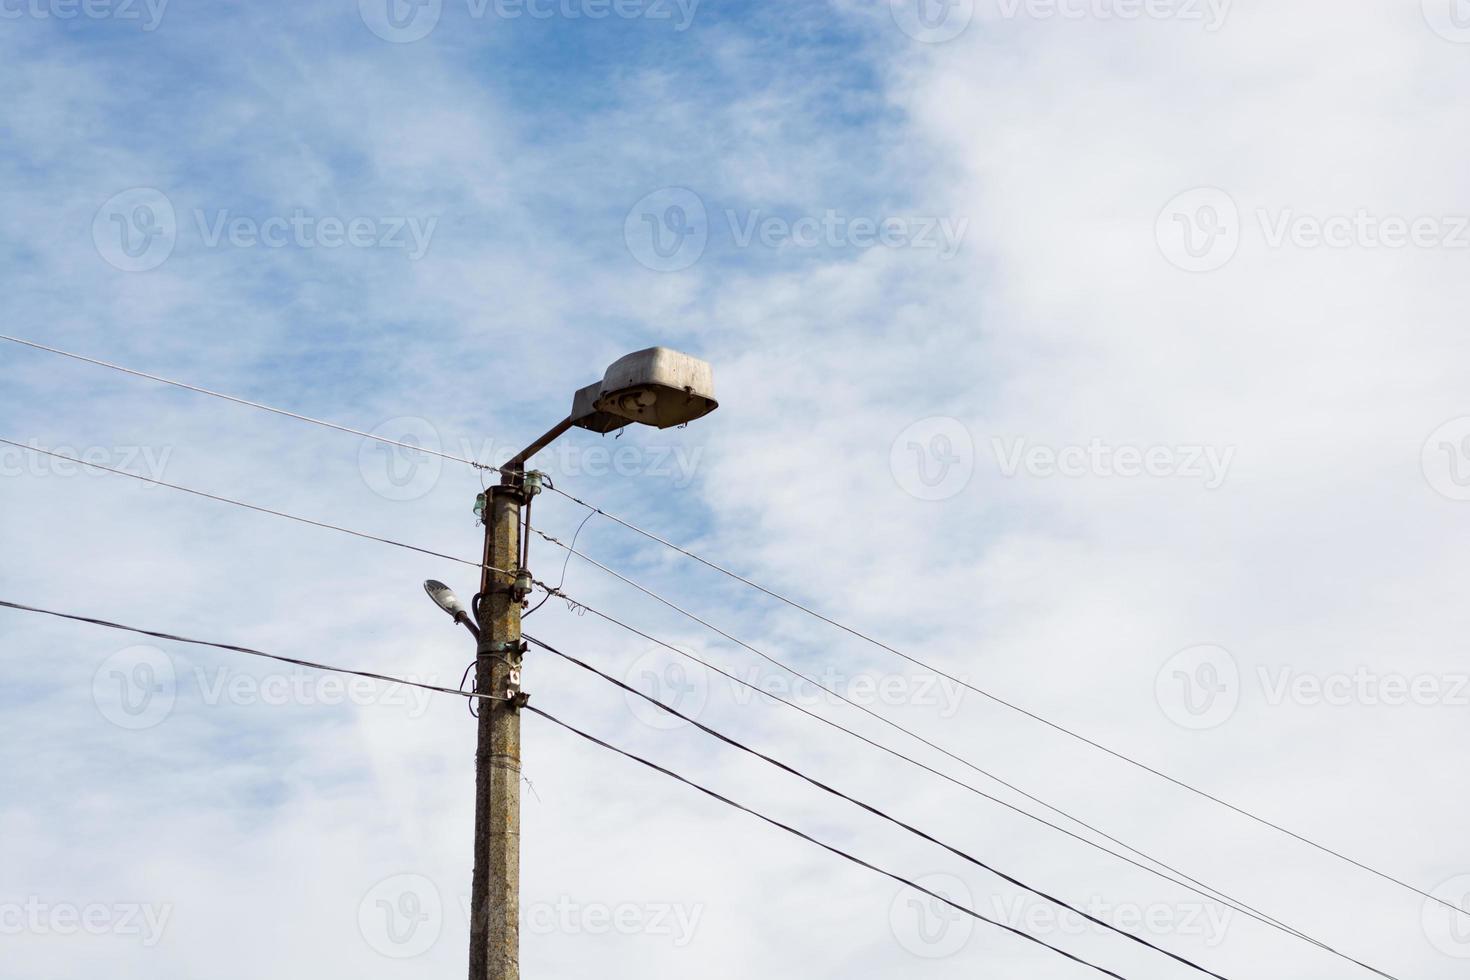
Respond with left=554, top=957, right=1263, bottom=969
left=5, top=1, right=1470, bottom=978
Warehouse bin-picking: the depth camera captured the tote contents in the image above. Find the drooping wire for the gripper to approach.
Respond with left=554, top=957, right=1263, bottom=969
left=530, top=527, right=1309, bottom=936
left=532, top=586, right=1402, bottom=978
left=0, top=439, right=513, bottom=580
left=524, top=509, right=595, bottom=620
left=542, top=484, right=1470, bottom=921
left=0, top=335, right=496, bottom=473
left=0, top=432, right=1386, bottom=969
left=528, top=633, right=1257, bottom=980
left=0, top=599, right=508, bottom=705
left=525, top=704, right=1134, bottom=980
left=4, top=331, right=1458, bottom=920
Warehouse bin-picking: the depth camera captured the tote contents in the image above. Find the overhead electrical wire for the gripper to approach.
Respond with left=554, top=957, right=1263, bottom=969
left=0, top=439, right=1409, bottom=976
left=3, top=332, right=1459, bottom=921
left=0, top=596, right=1133, bottom=980
left=0, top=599, right=509, bottom=705
left=530, top=527, right=1310, bottom=933
left=0, top=439, right=511, bottom=579
left=530, top=588, right=1397, bottom=980
left=541, top=483, right=1470, bottom=921
left=526, top=633, right=1243, bottom=980
left=0, top=334, right=494, bottom=472
left=526, top=704, right=1135, bottom=980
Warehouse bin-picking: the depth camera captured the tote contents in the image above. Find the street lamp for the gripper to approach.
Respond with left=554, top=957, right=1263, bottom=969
left=503, top=346, right=719, bottom=473
left=423, top=579, right=479, bottom=640
left=426, top=345, right=718, bottom=980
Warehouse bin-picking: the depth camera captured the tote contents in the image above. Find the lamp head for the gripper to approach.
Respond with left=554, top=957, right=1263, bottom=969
left=569, top=347, right=718, bottom=432
left=423, top=580, right=469, bottom=623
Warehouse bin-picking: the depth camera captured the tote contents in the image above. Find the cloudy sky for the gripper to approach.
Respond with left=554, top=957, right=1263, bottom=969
left=3, top=0, right=1470, bottom=977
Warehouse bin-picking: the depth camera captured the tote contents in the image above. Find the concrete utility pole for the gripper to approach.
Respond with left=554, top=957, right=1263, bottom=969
left=469, top=475, right=525, bottom=980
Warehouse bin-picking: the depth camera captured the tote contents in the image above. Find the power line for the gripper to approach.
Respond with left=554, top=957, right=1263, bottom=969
left=531, top=528, right=1306, bottom=934
left=0, top=432, right=1403, bottom=972
left=0, top=595, right=1158, bottom=979
left=0, top=334, right=495, bottom=472
left=7, top=331, right=1456, bottom=920
left=537, top=495, right=1470, bottom=922
left=0, top=593, right=1396, bottom=979
left=528, top=633, right=1245, bottom=980
left=532, top=586, right=1399, bottom=979
left=0, top=599, right=509, bottom=705
left=0, top=439, right=510, bottom=579
left=525, top=704, right=1134, bottom=980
